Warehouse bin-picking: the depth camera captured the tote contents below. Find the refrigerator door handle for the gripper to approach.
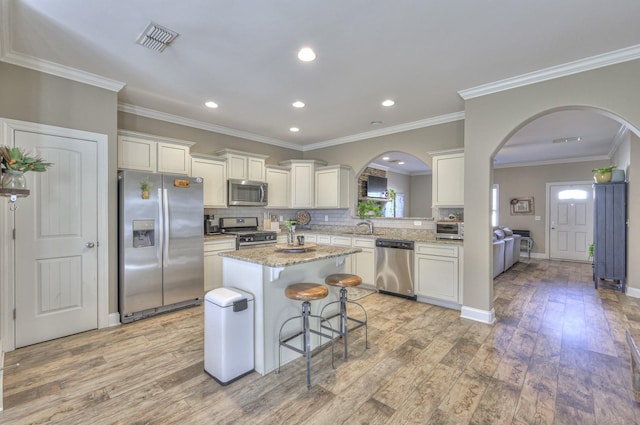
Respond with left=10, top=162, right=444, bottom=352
left=163, top=188, right=170, bottom=263
left=157, top=187, right=164, bottom=262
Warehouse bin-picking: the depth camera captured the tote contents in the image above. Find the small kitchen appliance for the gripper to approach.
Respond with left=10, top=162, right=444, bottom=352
left=205, top=214, right=219, bottom=234
left=435, top=221, right=464, bottom=240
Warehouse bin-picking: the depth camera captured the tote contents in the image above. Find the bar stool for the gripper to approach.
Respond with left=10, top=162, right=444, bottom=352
left=320, top=273, right=369, bottom=361
left=277, top=283, right=335, bottom=389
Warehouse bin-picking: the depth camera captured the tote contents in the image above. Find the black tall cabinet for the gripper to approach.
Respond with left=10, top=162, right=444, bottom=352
left=593, top=181, right=627, bottom=291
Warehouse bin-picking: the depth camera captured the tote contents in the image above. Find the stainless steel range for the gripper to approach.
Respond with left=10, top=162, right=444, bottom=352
left=219, top=217, right=278, bottom=249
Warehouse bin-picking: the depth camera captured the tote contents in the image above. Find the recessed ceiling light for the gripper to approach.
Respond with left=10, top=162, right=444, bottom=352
left=398, top=161, right=405, bottom=165
left=381, top=99, right=395, bottom=107
left=292, top=101, right=305, bottom=108
left=205, top=101, right=218, bottom=108
left=552, top=136, right=582, bottom=143
left=382, top=156, right=390, bottom=161
left=297, top=47, right=316, bottom=62
left=290, top=127, right=300, bottom=132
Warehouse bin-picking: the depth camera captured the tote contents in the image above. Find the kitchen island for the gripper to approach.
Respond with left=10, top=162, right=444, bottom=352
left=219, top=244, right=361, bottom=375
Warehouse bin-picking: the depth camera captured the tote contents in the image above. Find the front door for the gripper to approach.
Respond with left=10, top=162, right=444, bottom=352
left=13, top=130, right=98, bottom=348
left=549, top=183, right=593, bottom=262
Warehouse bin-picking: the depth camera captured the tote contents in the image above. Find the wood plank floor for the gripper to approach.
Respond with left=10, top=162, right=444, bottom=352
left=3, top=259, right=640, bottom=424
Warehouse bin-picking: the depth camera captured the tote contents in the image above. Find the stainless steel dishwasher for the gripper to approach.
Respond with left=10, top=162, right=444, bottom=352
left=375, top=239, right=416, bottom=299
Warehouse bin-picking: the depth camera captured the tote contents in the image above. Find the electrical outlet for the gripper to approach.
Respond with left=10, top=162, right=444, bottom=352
left=324, top=215, right=328, bottom=222
left=414, top=221, right=422, bottom=226
left=535, top=216, right=541, bottom=221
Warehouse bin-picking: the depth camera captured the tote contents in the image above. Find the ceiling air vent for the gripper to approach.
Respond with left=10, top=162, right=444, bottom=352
left=136, top=22, right=179, bottom=52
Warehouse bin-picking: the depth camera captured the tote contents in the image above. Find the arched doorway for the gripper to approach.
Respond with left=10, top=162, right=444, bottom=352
left=492, top=109, right=626, bottom=262
left=461, top=60, right=640, bottom=324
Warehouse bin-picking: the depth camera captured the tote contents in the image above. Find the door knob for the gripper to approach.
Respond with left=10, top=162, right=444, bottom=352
left=85, top=242, right=95, bottom=248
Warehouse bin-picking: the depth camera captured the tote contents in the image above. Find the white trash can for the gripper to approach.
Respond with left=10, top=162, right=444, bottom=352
left=204, top=287, right=254, bottom=385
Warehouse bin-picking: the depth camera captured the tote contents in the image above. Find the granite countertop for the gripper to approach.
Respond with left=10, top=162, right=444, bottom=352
left=294, top=227, right=461, bottom=244
left=219, top=244, right=361, bottom=267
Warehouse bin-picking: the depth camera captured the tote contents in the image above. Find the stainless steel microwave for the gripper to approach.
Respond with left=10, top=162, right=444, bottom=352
left=228, top=179, right=268, bottom=206
left=435, top=221, right=464, bottom=240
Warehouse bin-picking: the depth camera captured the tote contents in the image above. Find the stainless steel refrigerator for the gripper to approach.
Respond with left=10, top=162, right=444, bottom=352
left=119, top=170, right=204, bottom=323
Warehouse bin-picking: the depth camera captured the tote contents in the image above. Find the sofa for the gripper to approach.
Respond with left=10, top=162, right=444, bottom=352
left=493, top=226, right=521, bottom=277
left=493, top=236, right=505, bottom=278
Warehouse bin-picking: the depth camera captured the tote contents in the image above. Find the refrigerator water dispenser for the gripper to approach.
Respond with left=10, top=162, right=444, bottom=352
left=132, top=220, right=155, bottom=248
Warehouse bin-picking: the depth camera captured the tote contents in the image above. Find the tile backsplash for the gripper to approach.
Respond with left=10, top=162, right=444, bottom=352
left=205, top=207, right=435, bottom=231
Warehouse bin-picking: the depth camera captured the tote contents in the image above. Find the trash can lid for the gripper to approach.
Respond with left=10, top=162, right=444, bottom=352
left=205, top=287, right=253, bottom=307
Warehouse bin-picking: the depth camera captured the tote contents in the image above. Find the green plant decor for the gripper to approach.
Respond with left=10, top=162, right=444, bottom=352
left=386, top=188, right=397, bottom=217
left=588, top=243, right=595, bottom=260
left=0, top=146, right=53, bottom=172
left=358, top=200, right=383, bottom=218
left=592, top=166, right=616, bottom=174
left=140, top=177, right=152, bottom=192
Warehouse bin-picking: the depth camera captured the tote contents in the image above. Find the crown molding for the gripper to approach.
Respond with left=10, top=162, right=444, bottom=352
left=459, top=44, right=640, bottom=100
left=1, top=50, right=125, bottom=91
left=118, top=103, right=302, bottom=151
left=302, top=111, right=465, bottom=152
left=493, top=154, right=610, bottom=169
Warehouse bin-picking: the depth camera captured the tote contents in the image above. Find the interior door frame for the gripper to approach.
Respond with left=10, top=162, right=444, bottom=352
left=545, top=180, right=593, bottom=260
left=0, top=118, right=109, bottom=352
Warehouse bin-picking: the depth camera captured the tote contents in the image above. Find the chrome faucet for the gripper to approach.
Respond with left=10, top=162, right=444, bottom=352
left=357, top=220, right=374, bottom=234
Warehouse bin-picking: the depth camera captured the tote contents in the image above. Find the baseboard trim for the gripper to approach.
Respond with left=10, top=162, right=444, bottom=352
left=627, top=287, right=640, bottom=298
left=108, top=313, right=121, bottom=327
left=460, top=306, right=496, bottom=324
left=416, top=296, right=461, bottom=311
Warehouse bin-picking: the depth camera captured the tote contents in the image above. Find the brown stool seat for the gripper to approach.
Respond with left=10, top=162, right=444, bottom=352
left=325, top=273, right=362, bottom=288
left=285, top=283, right=328, bottom=302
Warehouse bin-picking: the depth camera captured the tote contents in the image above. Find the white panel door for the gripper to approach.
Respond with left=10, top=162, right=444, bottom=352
left=549, top=183, right=593, bottom=262
left=14, top=131, right=98, bottom=347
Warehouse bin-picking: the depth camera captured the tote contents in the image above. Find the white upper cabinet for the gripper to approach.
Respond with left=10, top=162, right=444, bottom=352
left=216, top=149, right=267, bottom=182
left=157, top=142, right=191, bottom=175
left=190, top=154, right=227, bottom=208
left=431, top=149, right=464, bottom=207
left=279, top=159, right=327, bottom=209
left=118, top=131, right=193, bottom=175
left=315, top=165, right=352, bottom=209
left=265, top=165, right=290, bottom=209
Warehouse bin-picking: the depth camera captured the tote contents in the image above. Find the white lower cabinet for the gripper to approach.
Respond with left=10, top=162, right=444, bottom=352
left=352, top=238, right=376, bottom=286
left=303, top=234, right=317, bottom=243
left=415, top=243, right=459, bottom=303
left=204, top=239, right=236, bottom=292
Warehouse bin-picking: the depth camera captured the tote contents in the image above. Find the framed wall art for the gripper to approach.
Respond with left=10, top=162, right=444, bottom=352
left=510, top=197, right=534, bottom=215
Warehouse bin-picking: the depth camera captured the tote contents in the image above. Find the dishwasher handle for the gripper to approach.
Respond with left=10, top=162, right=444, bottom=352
left=375, top=239, right=414, bottom=250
